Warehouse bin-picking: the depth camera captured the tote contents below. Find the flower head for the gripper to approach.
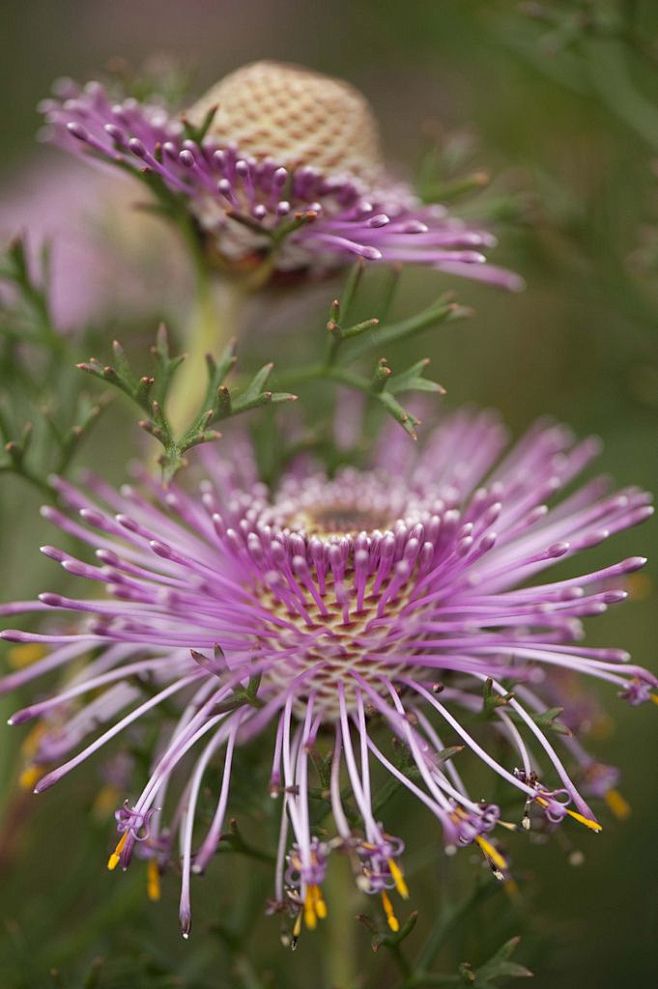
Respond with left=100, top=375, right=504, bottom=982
left=39, top=62, right=522, bottom=288
left=1, top=410, right=653, bottom=938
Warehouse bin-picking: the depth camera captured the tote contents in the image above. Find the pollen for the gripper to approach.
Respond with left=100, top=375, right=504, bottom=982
left=535, top=797, right=603, bottom=833
left=388, top=858, right=410, bottom=899
left=314, top=885, right=328, bottom=920
left=303, top=888, right=317, bottom=930
left=92, top=784, right=120, bottom=821
left=604, top=788, right=631, bottom=820
left=381, top=890, right=400, bottom=932
left=565, top=809, right=603, bottom=833
left=475, top=835, right=508, bottom=878
left=503, top=878, right=522, bottom=902
left=303, top=884, right=327, bottom=929
left=292, top=909, right=303, bottom=945
left=19, top=764, right=44, bottom=791
left=147, top=859, right=161, bottom=901
left=107, top=832, right=128, bottom=871
left=7, top=643, right=47, bottom=669
left=20, top=723, right=47, bottom=758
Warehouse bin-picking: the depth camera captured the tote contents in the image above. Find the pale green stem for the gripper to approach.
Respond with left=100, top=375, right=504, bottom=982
left=167, top=273, right=244, bottom=436
left=325, top=857, right=361, bottom=989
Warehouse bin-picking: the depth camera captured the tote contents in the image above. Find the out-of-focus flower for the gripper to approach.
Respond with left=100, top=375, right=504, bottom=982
left=0, top=410, right=653, bottom=939
left=39, top=62, right=523, bottom=289
left=0, top=158, right=190, bottom=331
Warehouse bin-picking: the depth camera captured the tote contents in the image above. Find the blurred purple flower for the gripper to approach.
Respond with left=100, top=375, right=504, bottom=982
left=1, top=410, right=653, bottom=938
left=0, top=158, right=190, bottom=331
left=40, top=63, right=523, bottom=289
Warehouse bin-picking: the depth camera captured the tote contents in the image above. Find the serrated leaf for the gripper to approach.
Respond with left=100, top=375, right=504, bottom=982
left=531, top=706, right=572, bottom=735
left=342, top=316, right=380, bottom=340
left=482, top=677, right=514, bottom=717
left=376, top=392, right=421, bottom=439
left=370, top=358, right=392, bottom=393
left=339, top=258, right=366, bottom=320
left=348, top=296, right=466, bottom=358
left=437, top=744, right=464, bottom=763
left=111, top=339, right=138, bottom=389
left=182, top=103, right=219, bottom=142
left=473, top=936, right=533, bottom=986
left=240, top=362, right=275, bottom=403
left=387, top=358, right=446, bottom=396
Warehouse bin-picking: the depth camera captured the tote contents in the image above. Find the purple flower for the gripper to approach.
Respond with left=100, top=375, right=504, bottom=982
left=0, top=159, right=190, bottom=331
left=1, top=410, right=653, bottom=939
left=39, top=62, right=523, bottom=289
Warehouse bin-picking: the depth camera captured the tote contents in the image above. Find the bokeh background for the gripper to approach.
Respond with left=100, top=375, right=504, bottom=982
left=0, top=2, right=656, bottom=987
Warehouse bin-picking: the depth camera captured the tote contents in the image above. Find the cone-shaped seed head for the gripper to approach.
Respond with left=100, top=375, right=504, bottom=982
left=186, top=60, right=383, bottom=180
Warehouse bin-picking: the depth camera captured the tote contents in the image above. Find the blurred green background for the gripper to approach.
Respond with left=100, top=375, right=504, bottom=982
left=0, top=2, right=656, bottom=987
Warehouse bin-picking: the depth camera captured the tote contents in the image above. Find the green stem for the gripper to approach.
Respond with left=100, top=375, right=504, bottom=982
left=275, top=363, right=370, bottom=395
left=402, top=975, right=461, bottom=988
left=167, top=273, right=244, bottom=436
left=325, top=857, right=361, bottom=989
left=583, top=37, right=658, bottom=153
left=0, top=463, right=55, bottom=499
left=233, top=955, right=266, bottom=989
left=416, top=877, right=498, bottom=973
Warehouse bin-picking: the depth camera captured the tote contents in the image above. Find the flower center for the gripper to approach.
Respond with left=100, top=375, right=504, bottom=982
left=259, top=570, right=415, bottom=719
left=227, top=486, right=436, bottom=717
left=285, top=503, right=395, bottom=539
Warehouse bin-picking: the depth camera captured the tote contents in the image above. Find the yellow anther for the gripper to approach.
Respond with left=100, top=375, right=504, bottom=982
left=107, top=832, right=128, bottom=871
left=590, top=712, right=614, bottom=741
left=146, top=859, right=161, bottom=902
left=475, top=835, right=508, bottom=875
left=565, top=808, right=602, bottom=833
left=21, top=723, right=46, bottom=758
left=650, top=693, right=658, bottom=706
left=535, top=796, right=602, bottom=834
left=292, top=910, right=303, bottom=942
left=313, top=885, right=328, bottom=920
left=604, top=788, right=631, bottom=821
left=92, top=784, right=120, bottom=821
left=503, top=878, right=522, bottom=902
left=8, top=643, right=46, bottom=669
left=626, top=572, right=653, bottom=601
left=304, top=888, right=317, bottom=930
left=387, top=858, right=409, bottom=899
left=18, top=765, right=43, bottom=791
left=381, top=890, right=400, bottom=933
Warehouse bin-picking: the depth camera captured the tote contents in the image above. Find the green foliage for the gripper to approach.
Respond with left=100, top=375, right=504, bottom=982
left=0, top=239, right=109, bottom=494
left=77, top=326, right=296, bottom=481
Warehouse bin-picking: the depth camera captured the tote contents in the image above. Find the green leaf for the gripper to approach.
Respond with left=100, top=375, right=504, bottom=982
left=482, top=677, right=514, bottom=718
left=530, top=706, right=572, bottom=736
left=471, top=936, right=533, bottom=987
left=182, top=103, right=219, bottom=143
left=348, top=296, right=468, bottom=359
left=387, top=358, right=446, bottom=396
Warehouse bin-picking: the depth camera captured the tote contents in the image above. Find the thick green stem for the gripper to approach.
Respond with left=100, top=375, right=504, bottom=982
left=325, top=857, right=361, bottom=989
left=167, top=274, right=244, bottom=436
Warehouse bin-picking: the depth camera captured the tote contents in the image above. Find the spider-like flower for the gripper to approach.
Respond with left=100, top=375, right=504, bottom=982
left=39, top=61, right=523, bottom=289
left=1, top=411, right=654, bottom=940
